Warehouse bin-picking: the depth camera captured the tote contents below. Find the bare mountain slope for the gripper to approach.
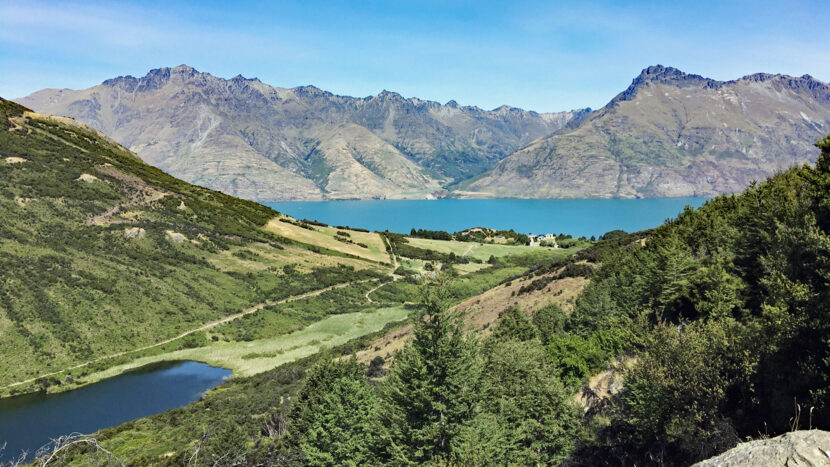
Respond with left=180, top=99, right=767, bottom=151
left=464, top=65, right=830, bottom=198
left=18, top=65, right=584, bottom=200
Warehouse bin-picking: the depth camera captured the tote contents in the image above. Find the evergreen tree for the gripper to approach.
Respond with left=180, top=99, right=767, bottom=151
left=532, top=303, right=567, bottom=345
left=299, top=376, right=377, bottom=466
left=476, top=340, right=581, bottom=465
left=290, top=356, right=364, bottom=442
left=373, top=282, right=480, bottom=464
left=490, top=306, right=537, bottom=342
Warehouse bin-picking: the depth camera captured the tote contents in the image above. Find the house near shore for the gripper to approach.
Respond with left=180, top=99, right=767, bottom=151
left=529, top=233, right=559, bottom=248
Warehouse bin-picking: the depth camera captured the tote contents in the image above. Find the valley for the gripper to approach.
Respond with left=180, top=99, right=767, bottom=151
left=0, top=98, right=599, bottom=462
left=2, top=73, right=830, bottom=467
left=4, top=0, right=830, bottom=463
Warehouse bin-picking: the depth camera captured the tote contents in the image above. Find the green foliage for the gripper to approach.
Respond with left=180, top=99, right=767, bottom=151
left=386, top=233, right=454, bottom=262
left=594, top=319, right=750, bottom=464
left=546, top=334, right=608, bottom=389
left=201, top=422, right=250, bottom=466
left=489, top=307, right=537, bottom=342
left=0, top=100, right=389, bottom=388
left=292, top=358, right=376, bottom=466
left=532, top=304, right=567, bottom=345
left=409, top=228, right=452, bottom=240
left=474, top=340, right=581, bottom=465
left=599, top=229, right=628, bottom=241
left=373, top=283, right=480, bottom=464
left=570, top=133, right=830, bottom=464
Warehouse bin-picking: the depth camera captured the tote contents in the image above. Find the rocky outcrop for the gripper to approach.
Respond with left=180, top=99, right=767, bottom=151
left=17, top=65, right=583, bottom=201
left=465, top=65, right=830, bottom=199
left=124, top=227, right=146, bottom=239
left=693, top=430, right=830, bottom=466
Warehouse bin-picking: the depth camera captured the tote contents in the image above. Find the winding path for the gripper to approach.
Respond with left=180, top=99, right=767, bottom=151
left=5, top=231, right=404, bottom=391
left=2, top=279, right=375, bottom=391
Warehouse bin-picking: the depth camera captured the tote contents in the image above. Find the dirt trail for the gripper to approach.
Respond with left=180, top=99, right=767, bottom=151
left=365, top=281, right=388, bottom=304
left=365, top=236, right=401, bottom=303
left=2, top=279, right=375, bottom=390
left=87, top=190, right=168, bottom=225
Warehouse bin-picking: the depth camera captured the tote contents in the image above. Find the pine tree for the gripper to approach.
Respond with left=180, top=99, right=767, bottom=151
left=299, top=376, right=377, bottom=466
left=476, top=340, right=581, bottom=465
left=292, top=357, right=376, bottom=466
left=373, top=282, right=480, bottom=464
left=290, top=356, right=364, bottom=442
left=490, top=306, right=537, bottom=342
left=532, top=303, right=567, bottom=345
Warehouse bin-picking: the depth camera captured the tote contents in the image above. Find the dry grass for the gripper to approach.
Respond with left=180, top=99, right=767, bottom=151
left=356, top=271, right=589, bottom=365
left=455, top=272, right=589, bottom=333
left=206, top=242, right=375, bottom=274
left=264, top=217, right=390, bottom=263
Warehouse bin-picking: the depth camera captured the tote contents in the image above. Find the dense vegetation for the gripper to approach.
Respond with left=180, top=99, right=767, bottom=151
left=0, top=98, right=386, bottom=390
left=5, top=95, right=828, bottom=465
left=382, top=232, right=456, bottom=263
left=0, top=101, right=582, bottom=463
left=37, top=248, right=582, bottom=465
left=259, top=284, right=582, bottom=466
left=408, top=227, right=535, bottom=246
left=258, top=135, right=830, bottom=466
left=561, top=135, right=830, bottom=464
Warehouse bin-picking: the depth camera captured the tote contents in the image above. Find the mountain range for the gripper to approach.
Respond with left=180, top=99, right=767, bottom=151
left=17, top=65, right=830, bottom=200
left=17, top=65, right=585, bottom=201
left=463, top=65, right=830, bottom=198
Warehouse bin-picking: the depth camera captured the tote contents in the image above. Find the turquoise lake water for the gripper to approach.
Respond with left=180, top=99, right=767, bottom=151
left=0, top=361, right=230, bottom=463
left=264, top=198, right=710, bottom=237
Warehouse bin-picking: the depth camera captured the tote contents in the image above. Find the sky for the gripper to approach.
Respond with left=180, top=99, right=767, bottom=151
left=1, top=0, right=828, bottom=112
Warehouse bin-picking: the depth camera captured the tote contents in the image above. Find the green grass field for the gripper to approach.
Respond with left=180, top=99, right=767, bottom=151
left=405, top=237, right=587, bottom=262
left=64, top=306, right=412, bottom=387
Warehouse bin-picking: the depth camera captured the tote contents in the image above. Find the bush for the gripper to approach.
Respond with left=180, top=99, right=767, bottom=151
left=546, top=334, right=607, bottom=388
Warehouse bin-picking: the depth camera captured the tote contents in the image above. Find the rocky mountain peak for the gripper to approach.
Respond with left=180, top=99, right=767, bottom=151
left=608, top=65, right=722, bottom=106
left=170, top=64, right=197, bottom=74
left=492, top=104, right=520, bottom=114
left=375, top=90, right=405, bottom=102
left=293, top=85, right=331, bottom=98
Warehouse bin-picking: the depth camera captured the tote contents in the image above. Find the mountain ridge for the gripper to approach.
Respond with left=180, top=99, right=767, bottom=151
left=464, top=65, right=830, bottom=199
left=18, top=64, right=585, bottom=200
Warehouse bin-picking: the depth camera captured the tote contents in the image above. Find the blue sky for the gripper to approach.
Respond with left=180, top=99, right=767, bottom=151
left=1, top=0, right=828, bottom=112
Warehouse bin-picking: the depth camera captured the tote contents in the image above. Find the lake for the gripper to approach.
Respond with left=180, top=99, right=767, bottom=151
left=264, top=198, right=710, bottom=237
left=0, top=361, right=230, bottom=463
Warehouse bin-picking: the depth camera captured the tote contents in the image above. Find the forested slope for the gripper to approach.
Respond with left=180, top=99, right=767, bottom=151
left=564, top=134, right=830, bottom=464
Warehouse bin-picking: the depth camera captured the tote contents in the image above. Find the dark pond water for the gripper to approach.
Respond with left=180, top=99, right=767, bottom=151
left=264, top=197, right=709, bottom=238
left=0, top=361, right=230, bottom=463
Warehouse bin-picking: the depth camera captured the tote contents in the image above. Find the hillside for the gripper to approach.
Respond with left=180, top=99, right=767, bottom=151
left=11, top=111, right=828, bottom=464
left=562, top=134, right=830, bottom=464
left=16, top=65, right=585, bottom=201
left=0, top=97, right=394, bottom=390
left=464, top=65, right=830, bottom=198
left=248, top=134, right=830, bottom=466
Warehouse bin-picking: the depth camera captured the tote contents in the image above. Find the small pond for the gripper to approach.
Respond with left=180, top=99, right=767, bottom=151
left=0, top=361, right=230, bottom=463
